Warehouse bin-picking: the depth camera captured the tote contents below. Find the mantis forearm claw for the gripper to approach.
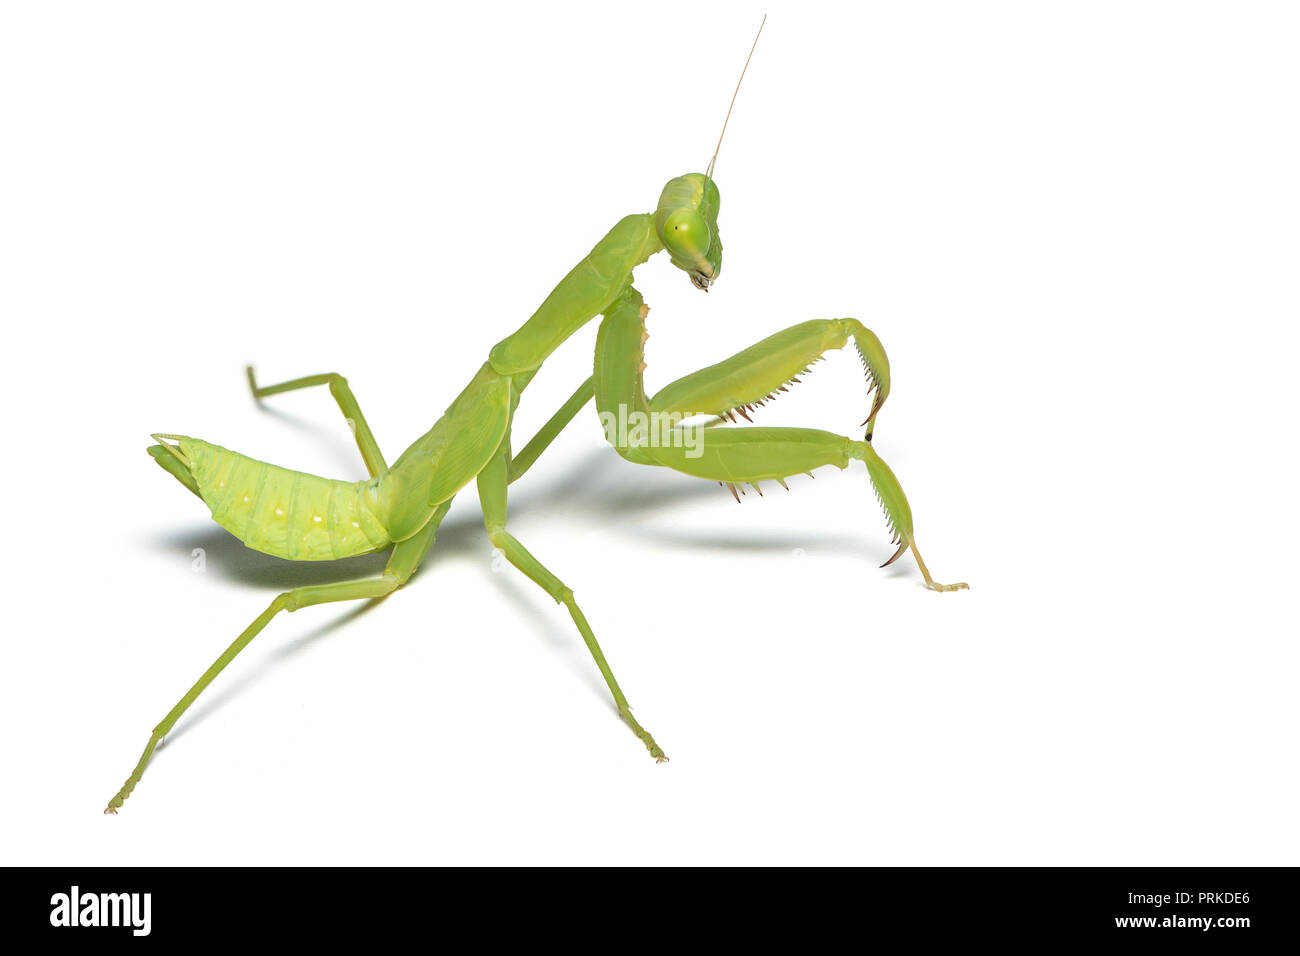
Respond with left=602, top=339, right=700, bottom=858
left=926, top=580, right=970, bottom=592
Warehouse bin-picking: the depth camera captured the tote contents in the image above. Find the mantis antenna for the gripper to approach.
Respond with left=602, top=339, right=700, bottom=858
left=705, top=13, right=767, bottom=182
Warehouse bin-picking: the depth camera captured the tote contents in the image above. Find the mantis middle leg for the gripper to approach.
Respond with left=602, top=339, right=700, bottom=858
left=509, top=376, right=594, bottom=483
left=105, top=501, right=450, bottom=812
left=477, top=441, right=667, bottom=762
left=246, top=367, right=388, bottom=477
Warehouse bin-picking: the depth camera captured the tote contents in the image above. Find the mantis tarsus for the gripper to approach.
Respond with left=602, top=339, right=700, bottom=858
left=106, top=20, right=967, bottom=813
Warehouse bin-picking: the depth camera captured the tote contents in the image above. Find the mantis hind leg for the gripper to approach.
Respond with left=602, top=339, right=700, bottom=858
left=246, top=367, right=387, bottom=477
left=104, top=502, right=449, bottom=813
left=641, top=427, right=968, bottom=593
left=476, top=443, right=667, bottom=762
left=508, top=376, right=594, bottom=483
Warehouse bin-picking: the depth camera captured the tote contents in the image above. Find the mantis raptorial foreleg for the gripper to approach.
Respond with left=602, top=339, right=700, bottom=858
left=246, top=367, right=388, bottom=477
left=477, top=442, right=667, bottom=761
left=594, top=287, right=965, bottom=592
left=648, top=317, right=891, bottom=437
left=105, top=503, right=450, bottom=813
left=643, top=428, right=966, bottom=592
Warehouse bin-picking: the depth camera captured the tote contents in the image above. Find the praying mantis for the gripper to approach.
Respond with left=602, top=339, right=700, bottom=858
left=105, top=19, right=968, bottom=813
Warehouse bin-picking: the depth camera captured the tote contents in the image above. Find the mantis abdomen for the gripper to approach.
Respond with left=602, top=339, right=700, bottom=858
left=152, top=437, right=391, bottom=561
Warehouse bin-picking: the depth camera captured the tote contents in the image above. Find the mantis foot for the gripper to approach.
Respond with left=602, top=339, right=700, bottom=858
left=104, top=731, right=162, bottom=815
left=925, top=580, right=970, bottom=593
left=619, top=706, right=669, bottom=763
left=911, top=542, right=968, bottom=593
left=882, top=536, right=968, bottom=592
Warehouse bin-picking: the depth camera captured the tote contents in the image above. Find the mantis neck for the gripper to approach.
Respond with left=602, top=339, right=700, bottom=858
left=377, top=215, right=663, bottom=542
left=487, top=213, right=663, bottom=376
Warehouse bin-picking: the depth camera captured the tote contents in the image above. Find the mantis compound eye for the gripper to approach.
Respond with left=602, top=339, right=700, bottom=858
left=660, top=208, right=717, bottom=290
left=662, top=208, right=711, bottom=258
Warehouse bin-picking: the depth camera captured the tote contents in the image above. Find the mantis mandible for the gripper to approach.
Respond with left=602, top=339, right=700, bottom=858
left=106, top=19, right=967, bottom=813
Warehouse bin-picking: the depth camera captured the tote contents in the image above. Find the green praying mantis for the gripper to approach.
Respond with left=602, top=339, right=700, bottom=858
left=106, top=19, right=967, bottom=813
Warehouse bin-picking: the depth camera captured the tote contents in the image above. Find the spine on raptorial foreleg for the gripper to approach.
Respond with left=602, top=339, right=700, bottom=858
left=848, top=439, right=915, bottom=564
left=644, top=427, right=855, bottom=483
left=150, top=437, right=392, bottom=560
left=849, top=439, right=968, bottom=590
left=645, top=318, right=890, bottom=431
left=593, top=286, right=659, bottom=465
left=840, top=320, right=891, bottom=432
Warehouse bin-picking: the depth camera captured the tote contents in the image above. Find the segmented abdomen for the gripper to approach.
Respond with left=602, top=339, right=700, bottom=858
left=179, top=438, right=391, bottom=560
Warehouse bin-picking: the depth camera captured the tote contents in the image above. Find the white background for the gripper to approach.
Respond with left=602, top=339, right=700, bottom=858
left=2, top=1, right=1297, bottom=865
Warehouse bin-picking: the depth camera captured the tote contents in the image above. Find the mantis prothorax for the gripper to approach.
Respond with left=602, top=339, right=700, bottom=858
left=106, top=18, right=967, bottom=813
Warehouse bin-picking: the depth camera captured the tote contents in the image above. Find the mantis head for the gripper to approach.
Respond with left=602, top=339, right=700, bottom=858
left=655, top=173, right=722, bottom=291
left=657, top=15, right=762, bottom=292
